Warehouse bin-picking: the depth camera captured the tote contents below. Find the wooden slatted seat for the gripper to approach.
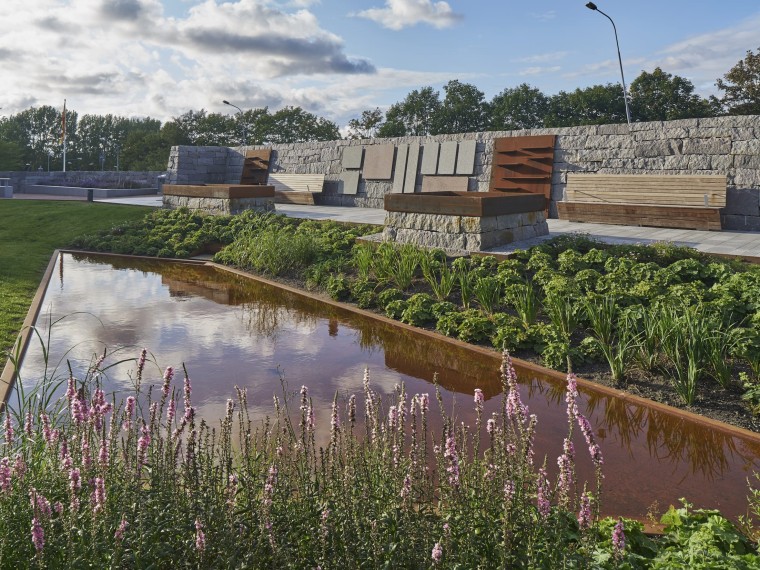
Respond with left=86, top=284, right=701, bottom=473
left=269, top=174, right=325, bottom=205
left=557, top=174, right=727, bottom=231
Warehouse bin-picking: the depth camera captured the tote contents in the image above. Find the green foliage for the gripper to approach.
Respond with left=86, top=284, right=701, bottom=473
left=506, top=282, right=540, bottom=327
left=473, top=276, right=502, bottom=314
left=490, top=83, right=549, bottom=130
left=420, top=249, right=456, bottom=301
left=717, top=47, right=760, bottom=115
left=349, top=278, right=378, bottom=308
left=399, top=293, right=435, bottom=326
left=630, top=67, right=717, bottom=121
left=454, top=309, right=496, bottom=344
left=377, top=287, right=404, bottom=309
left=326, top=273, right=350, bottom=301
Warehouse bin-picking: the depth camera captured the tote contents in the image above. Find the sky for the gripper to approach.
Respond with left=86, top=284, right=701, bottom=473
left=1, top=0, right=759, bottom=129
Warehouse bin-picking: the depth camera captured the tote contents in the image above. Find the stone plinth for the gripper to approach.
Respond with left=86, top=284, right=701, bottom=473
left=383, top=191, right=548, bottom=251
left=163, top=184, right=275, bottom=215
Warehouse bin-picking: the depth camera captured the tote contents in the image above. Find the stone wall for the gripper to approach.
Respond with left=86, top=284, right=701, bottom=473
left=167, top=115, right=760, bottom=231
left=0, top=171, right=167, bottom=193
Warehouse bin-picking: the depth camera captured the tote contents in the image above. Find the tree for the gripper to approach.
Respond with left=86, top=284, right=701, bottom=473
left=0, top=140, right=23, bottom=170
left=544, top=84, right=627, bottom=127
left=120, top=121, right=189, bottom=171
left=265, top=107, right=340, bottom=144
left=432, top=80, right=489, bottom=134
left=716, top=47, right=760, bottom=115
left=377, top=87, right=441, bottom=137
left=630, top=67, right=715, bottom=121
left=347, top=108, right=384, bottom=139
left=0, top=106, right=63, bottom=170
left=490, top=83, right=549, bottom=130
left=173, top=110, right=237, bottom=147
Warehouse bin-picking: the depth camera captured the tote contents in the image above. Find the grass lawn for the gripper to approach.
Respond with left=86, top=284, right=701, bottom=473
left=0, top=200, right=151, bottom=355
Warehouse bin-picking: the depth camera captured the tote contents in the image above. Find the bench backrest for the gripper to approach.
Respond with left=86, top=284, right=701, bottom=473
left=566, top=174, right=727, bottom=207
left=268, top=174, right=325, bottom=193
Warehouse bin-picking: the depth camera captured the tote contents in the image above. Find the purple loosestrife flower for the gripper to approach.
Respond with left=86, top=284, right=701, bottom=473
left=388, top=406, right=398, bottom=431
left=557, top=438, right=575, bottom=505
left=24, top=410, right=33, bottom=438
left=195, top=518, right=206, bottom=553
left=263, top=464, right=278, bottom=507
left=167, top=398, right=176, bottom=425
left=98, top=438, right=109, bottom=468
left=401, top=472, right=412, bottom=500
left=0, top=457, right=11, bottom=493
left=92, top=477, right=106, bottom=514
left=504, top=480, right=515, bottom=503
left=31, top=517, right=44, bottom=554
left=137, top=424, right=151, bottom=473
left=566, top=373, right=579, bottom=423
left=115, top=515, right=128, bottom=542
left=123, top=397, right=135, bottom=431
left=4, top=413, right=14, bottom=446
left=486, top=417, right=496, bottom=437
left=577, top=413, right=603, bottom=468
left=66, top=375, right=77, bottom=406
left=226, top=474, right=238, bottom=509
left=431, top=542, right=443, bottom=564
left=444, top=435, right=460, bottom=490
left=184, top=376, right=192, bottom=410
left=81, top=439, right=92, bottom=470
left=612, top=519, right=626, bottom=557
left=41, top=413, right=53, bottom=445
left=536, top=468, right=551, bottom=518
left=136, top=348, right=147, bottom=382
left=30, top=488, right=52, bottom=519
left=54, top=502, right=63, bottom=515
left=69, top=468, right=81, bottom=492
left=578, top=493, right=592, bottom=531
left=348, top=394, right=356, bottom=427
left=162, top=366, right=174, bottom=399
left=330, top=398, right=340, bottom=448
left=14, top=454, right=26, bottom=480
left=474, top=388, right=484, bottom=412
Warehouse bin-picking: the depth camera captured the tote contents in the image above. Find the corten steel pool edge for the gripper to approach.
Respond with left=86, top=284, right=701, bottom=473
left=5, top=248, right=760, bottom=450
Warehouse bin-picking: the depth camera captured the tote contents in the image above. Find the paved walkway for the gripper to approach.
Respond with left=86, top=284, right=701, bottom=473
left=10, top=193, right=760, bottom=258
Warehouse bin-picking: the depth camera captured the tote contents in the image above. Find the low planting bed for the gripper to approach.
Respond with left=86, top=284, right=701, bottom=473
left=70, top=209, right=760, bottom=433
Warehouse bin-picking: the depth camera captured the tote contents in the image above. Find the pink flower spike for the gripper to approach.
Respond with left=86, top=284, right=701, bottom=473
left=31, top=517, right=44, bottom=553
left=195, top=518, right=206, bottom=553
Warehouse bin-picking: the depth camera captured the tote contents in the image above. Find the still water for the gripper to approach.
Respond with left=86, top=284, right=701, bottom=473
left=18, top=252, right=760, bottom=521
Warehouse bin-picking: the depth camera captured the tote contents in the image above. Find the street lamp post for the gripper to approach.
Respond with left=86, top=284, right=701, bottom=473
left=585, top=2, right=632, bottom=126
left=222, top=100, right=247, bottom=146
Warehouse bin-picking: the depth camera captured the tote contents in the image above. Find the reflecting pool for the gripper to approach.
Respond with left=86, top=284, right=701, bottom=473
left=17, top=252, right=760, bottom=521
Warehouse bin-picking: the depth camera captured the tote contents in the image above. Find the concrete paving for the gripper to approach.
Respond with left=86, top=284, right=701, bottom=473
left=10, top=192, right=760, bottom=258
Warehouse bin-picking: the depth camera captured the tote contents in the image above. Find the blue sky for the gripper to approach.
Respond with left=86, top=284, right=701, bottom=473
left=1, top=0, right=759, bottom=129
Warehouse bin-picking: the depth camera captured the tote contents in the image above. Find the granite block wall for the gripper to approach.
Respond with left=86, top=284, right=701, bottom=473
left=1, top=171, right=167, bottom=193
left=166, top=115, right=760, bottom=231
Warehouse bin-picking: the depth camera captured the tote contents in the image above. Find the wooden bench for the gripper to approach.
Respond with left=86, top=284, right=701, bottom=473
left=557, top=174, right=727, bottom=231
left=269, top=174, right=325, bottom=205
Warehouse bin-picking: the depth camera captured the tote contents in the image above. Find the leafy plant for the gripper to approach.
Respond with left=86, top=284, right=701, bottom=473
left=584, top=295, right=637, bottom=384
left=473, top=276, right=502, bottom=315
left=400, top=293, right=435, bottom=326
left=507, top=282, right=540, bottom=327
left=455, top=309, right=496, bottom=344
left=420, top=249, right=456, bottom=302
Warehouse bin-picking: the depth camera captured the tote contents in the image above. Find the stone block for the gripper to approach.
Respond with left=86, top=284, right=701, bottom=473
left=421, top=143, right=440, bottom=175
left=687, top=155, right=712, bottom=170
left=683, top=138, right=731, bottom=155
left=404, top=143, right=421, bottom=193
left=734, top=169, right=760, bottom=188
left=721, top=214, right=760, bottom=231
left=438, top=141, right=458, bottom=175
left=338, top=171, right=361, bottom=194
left=392, top=145, right=408, bottom=194
left=723, top=188, right=760, bottom=216
left=420, top=176, right=469, bottom=193
left=732, top=140, right=760, bottom=155
left=663, top=155, right=691, bottom=169
left=342, top=146, right=364, bottom=169
left=362, top=145, right=395, bottom=180
left=456, top=140, right=477, bottom=175
left=734, top=154, right=760, bottom=169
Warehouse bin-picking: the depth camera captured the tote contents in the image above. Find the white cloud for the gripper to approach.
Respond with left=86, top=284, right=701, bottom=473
left=514, top=51, right=569, bottom=64
left=529, top=10, right=556, bottom=21
left=355, top=0, right=462, bottom=31
left=519, top=66, right=561, bottom=77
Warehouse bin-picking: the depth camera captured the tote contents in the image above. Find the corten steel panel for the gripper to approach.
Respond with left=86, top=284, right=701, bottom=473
left=240, top=149, right=271, bottom=185
left=339, top=171, right=361, bottom=194
left=420, top=142, right=440, bottom=175
left=342, top=146, right=364, bottom=170
left=392, top=145, right=409, bottom=194
left=404, top=143, right=420, bottom=193
left=362, top=145, right=395, bottom=180
left=456, top=140, right=477, bottom=175
left=489, top=135, right=555, bottom=211
left=420, top=176, right=469, bottom=193
left=163, top=185, right=275, bottom=199
left=438, top=141, right=458, bottom=175
left=384, top=191, right=546, bottom=217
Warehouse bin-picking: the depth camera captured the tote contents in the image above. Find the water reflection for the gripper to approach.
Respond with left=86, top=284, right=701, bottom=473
left=17, top=253, right=760, bottom=521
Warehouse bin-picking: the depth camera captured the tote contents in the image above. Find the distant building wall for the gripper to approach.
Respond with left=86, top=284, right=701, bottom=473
left=0, top=171, right=167, bottom=193
left=166, top=115, right=760, bottom=231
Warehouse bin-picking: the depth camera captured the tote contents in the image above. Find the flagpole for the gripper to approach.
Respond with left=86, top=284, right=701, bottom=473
left=62, top=99, right=67, bottom=172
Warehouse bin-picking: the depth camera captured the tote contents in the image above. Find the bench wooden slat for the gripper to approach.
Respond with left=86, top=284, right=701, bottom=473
left=274, top=191, right=315, bottom=205
left=558, top=202, right=722, bottom=231
left=566, top=174, right=726, bottom=207
left=268, top=174, right=325, bottom=193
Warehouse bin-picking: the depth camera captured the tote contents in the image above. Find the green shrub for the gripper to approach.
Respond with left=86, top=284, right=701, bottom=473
left=326, top=274, right=350, bottom=301
left=400, top=293, right=435, bottom=326
left=455, top=309, right=496, bottom=344
left=377, top=287, right=404, bottom=309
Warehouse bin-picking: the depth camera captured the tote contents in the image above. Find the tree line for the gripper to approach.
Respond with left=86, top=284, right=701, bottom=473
left=1, top=48, right=758, bottom=172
